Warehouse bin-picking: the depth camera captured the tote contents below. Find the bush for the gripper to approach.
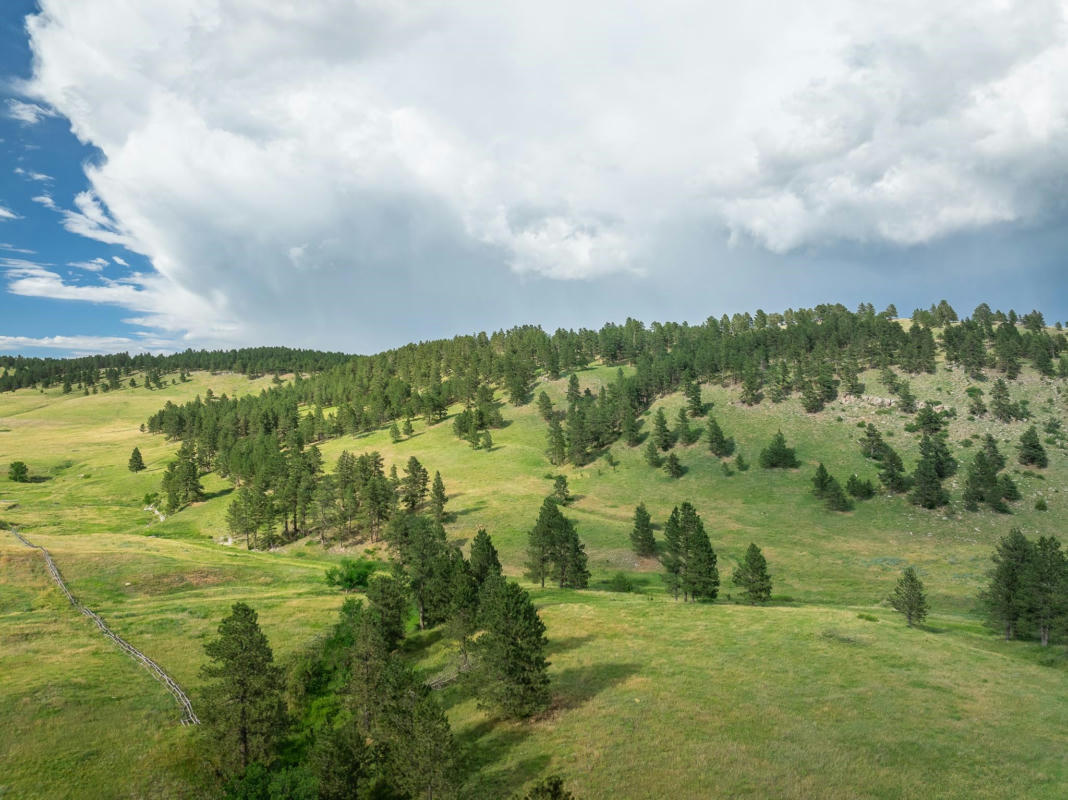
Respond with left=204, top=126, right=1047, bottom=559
left=325, top=558, right=377, bottom=591
left=846, top=474, right=875, bottom=500
left=758, top=431, right=800, bottom=469
left=605, top=572, right=638, bottom=593
left=7, top=461, right=29, bottom=483
left=1035, top=498, right=1048, bottom=511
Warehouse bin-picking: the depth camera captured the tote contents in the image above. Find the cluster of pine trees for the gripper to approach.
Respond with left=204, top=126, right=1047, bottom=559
left=629, top=502, right=773, bottom=604
left=982, top=529, right=1067, bottom=647
left=200, top=523, right=565, bottom=799
left=0, top=346, right=350, bottom=393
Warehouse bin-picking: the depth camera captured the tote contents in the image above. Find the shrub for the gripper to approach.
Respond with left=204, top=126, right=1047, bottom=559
left=7, top=461, right=29, bottom=483
left=325, top=558, right=377, bottom=591
left=1035, top=498, right=1048, bottom=511
left=605, top=572, right=638, bottom=593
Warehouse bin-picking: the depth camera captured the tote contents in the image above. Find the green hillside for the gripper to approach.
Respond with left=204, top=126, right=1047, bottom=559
left=2, top=318, right=1067, bottom=798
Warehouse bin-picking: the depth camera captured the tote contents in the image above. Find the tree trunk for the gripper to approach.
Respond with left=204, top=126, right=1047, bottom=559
left=1041, top=626, right=1049, bottom=647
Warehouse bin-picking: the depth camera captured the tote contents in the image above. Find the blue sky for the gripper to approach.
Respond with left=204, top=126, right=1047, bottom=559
left=1, top=1, right=1066, bottom=357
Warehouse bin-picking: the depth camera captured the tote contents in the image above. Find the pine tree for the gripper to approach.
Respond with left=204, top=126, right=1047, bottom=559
left=1025, top=536, right=1066, bottom=647
left=685, top=379, right=704, bottom=417
left=389, top=422, right=401, bottom=443
left=653, top=408, right=672, bottom=451
left=990, top=378, right=1017, bottom=422
left=566, top=373, right=581, bottom=406
left=664, top=452, right=683, bottom=478
left=759, top=431, right=800, bottom=469
left=401, top=456, right=429, bottom=511
left=860, top=424, right=886, bottom=460
left=477, top=577, right=551, bottom=719
left=674, top=407, right=693, bottom=445
left=1017, top=426, right=1048, bottom=468
left=877, top=444, right=909, bottom=493
left=643, top=438, right=662, bottom=468
left=630, top=502, right=656, bottom=557
left=537, top=391, right=554, bottom=422
left=679, top=502, right=718, bottom=602
left=546, top=417, right=566, bottom=465
left=888, top=567, right=929, bottom=627
left=200, top=602, right=288, bottom=773
left=469, top=526, right=502, bottom=587
left=128, top=447, right=146, bottom=472
left=812, top=463, right=833, bottom=497
left=980, top=528, right=1033, bottom=640
left=705, top=416, right=734, bottom=457
left=402, top=417, right=414, bottom=437
left=660, top=506, right=684, bottom=600
left=480, top=429, right=494, bottom=450
left=919, top=433, right=957, bottom=479
left=909, top=454, right=948, bottom=509
left=732, top=542, right=772, bottom=603
left=552, top=475, right=571, bottom=505
left=621, top=404, right=640, bottom=447
left=846, top=474, right=875, bottom=500
left=7, top=461, right=29, bottom=483
left=823, top=477, right=853, bottom=511
left=430, top=471, right=448, bottom=523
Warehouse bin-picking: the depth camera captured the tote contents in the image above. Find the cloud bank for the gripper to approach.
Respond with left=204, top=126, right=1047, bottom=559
left=17, top=0, right=1068, bottom=348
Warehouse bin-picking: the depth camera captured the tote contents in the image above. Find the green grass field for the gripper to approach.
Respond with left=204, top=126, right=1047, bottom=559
left=1, top=364, right=1066, bottom=798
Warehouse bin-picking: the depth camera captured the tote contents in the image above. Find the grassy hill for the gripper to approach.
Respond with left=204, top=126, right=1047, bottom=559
left=1, top=358, right=1066, bottom=798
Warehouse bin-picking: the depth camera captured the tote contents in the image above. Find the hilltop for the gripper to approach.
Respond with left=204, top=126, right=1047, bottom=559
left=1, top=302, right=1066, bottom=799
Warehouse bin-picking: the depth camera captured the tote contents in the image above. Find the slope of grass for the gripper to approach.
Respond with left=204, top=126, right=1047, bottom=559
left=1, top=361, right=1066, bottom=798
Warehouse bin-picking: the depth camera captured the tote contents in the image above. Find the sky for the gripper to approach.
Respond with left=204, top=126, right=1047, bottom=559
left=1, top=0, right=1066, bottom=358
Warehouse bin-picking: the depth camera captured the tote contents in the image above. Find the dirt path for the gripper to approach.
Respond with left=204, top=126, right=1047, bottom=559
left=9, top=528, right=200, bottom=726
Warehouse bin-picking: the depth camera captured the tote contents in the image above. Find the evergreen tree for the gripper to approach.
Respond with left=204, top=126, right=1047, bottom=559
left=200, top=602, right=288, bottom=773
left=679, top=502, right=718, bottom=602
left=401, top=456, right=429, bottom=511
left=653, top=407, right=672, bottom=451
left=759, top=431, right=800, bottom=469
left=733, top=452, right=749, bottom=472
left=621, top=404, right=640, bottom=447
left=888, top=567, right=929, bottom=627
left=664, top=452, right=683, bottom=478
left=430, top=470, right=448, bottom=523
left=128, top=447, right=146, bottom=472
left=526, top=498, right=587, bottom=589
left=674, top=407, right=694, bottom=445
left=860, top=424, right=886, bottom=460
left=389, top=422, right=401, bottom=443
left=643, top=438, right=662, bottom=468
left=877, top=444, right=909, bottom=493
left=685, top=379, right=704, bottom=417
left=630, top=502, right=656, bottom=557
left=477, top=577, right=551, bottom=718
left=469, top=526, right=502, bottom=587
left=919, top=433, right=957, bottom=480
left=1025, top=536, right=1067, bottom=647
left=705, top=416, right=734, bottom=457
left=546, top=417, right=566, bottom=465
left=1017, top=426, right=1048, bottom=468
left=980, top=528, right=1033, bottom=640
left=402, top=417, right=414, bottom=437
left=909, top=454, right=948, bottom=509
left=566, top=373, right=581, bottom=406
left=552, top=474, right=571, bottom=505
left=480, top=428, right=494, bottom=450
left=8, top=460, right=29, bottom=482
left=537, top=391, right=555, bottom=422
left=659, top=506, right=684, bottom=600
left=846, top=474, right=875, bottom=500
left=812, top=463, right=833, bottom=497
left=740, top=367, right=763, bottom=406
left=823, top=477, right=853, bottom=511
left=732, top=542, right=772, bottom=604
left=990, top=378, right=1018, bottom=422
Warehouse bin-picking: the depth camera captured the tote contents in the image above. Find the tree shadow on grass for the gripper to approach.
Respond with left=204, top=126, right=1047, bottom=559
left=452, top=502, right=488, bottom=518
left=545, top=634, right=596, bottom=657
left=550, top=661, right=643, bottom=712
left=457, top=719, right=549, bottom=797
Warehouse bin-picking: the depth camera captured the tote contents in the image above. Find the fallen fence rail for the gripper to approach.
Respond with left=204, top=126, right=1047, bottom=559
left=9, top=528, right=199, bottom=725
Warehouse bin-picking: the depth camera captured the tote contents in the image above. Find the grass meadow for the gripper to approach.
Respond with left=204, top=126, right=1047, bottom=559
left=1, top=363, right=1066, bottom=798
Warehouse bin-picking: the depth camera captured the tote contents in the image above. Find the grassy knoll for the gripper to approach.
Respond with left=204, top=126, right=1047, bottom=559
left=1, top=362, right=1066, bottom=798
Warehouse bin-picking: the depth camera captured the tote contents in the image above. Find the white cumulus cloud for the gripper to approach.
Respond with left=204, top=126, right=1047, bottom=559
left=16, top=0, right=1068, bottom=347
